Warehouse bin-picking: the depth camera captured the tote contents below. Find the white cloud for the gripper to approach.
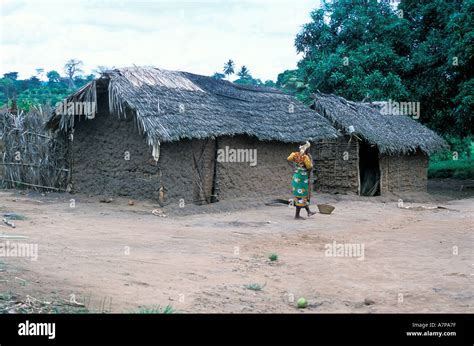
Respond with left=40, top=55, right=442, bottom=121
left=0, top=0, right=319, bottom=80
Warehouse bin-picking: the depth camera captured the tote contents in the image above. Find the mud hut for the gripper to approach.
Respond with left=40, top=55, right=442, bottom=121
left=46, top=67, right=338, bottom=204
left=312, top=92, right=447, bottom=196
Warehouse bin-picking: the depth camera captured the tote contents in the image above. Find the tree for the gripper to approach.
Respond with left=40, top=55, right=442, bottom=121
left=234, top=77, right=262, bottom=86
left=399, top=0, right=473, bottom=136
left=0, top=78, right=16, bottom=101
left=3, top=72, right=18, bottom=80
left=294, top=0, right=473, bottom=137
left=276, top=69, right=307, bottom=99
left=264, top=80, right=276, bottom=87
left=0, top=63, right=96, bottom=111
left=84, top=74, right=96, bottom=82
left=25, top=76, right=42, bottom=89
left=212, top=72, right=225, bottom=80
left=0, top=72, right=19, bottom=102
left=64, top=59, right=84, bottom=88
left=46, top=70, right=61, bottom=84
left=223, top=59, right=235, bottom=78
left=295, top=0, right=410, bottom=103
left=234, top=66, right=259, bottom=85
left=237, top=65, right=251, bottom=80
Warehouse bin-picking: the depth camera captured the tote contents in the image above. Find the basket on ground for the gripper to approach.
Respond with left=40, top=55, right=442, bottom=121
left=317, top=204, right=335, bottom=214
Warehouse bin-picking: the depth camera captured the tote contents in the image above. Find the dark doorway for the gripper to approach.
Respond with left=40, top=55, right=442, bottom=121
left=359, top=142, right=380, bottom=196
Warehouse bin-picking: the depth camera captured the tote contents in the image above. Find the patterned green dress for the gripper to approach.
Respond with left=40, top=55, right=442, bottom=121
left=288, top=152, right=312, bottom=207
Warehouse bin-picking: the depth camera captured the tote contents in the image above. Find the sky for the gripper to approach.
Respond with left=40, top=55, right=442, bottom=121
left=0, top=0, right=320, bottom=81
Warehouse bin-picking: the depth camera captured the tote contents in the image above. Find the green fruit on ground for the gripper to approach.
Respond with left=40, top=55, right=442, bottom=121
left=297, top=298, right=308, bottom=308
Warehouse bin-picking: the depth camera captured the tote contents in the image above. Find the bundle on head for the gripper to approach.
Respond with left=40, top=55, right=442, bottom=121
left=299, top=141, right=310, bottom=154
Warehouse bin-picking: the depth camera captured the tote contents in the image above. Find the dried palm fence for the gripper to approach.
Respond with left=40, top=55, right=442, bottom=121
left=0, top=107, right=70, bottom=191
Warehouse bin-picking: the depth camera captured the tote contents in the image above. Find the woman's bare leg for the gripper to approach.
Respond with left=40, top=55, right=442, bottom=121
left=305, top=206, right=316, bottom=217
left=295, top=206, right=305, bottom=219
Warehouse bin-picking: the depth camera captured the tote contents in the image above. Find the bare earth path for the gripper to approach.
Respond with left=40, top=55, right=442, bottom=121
left=0, top=190, right=472, bottom=313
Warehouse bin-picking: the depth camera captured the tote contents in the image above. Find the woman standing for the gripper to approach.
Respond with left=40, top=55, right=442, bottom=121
left=287, top=141, right=316, bottom=219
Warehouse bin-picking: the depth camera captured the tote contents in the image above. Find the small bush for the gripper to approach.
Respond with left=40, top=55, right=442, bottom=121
left=428, top=159, right=474, bottom=179
left=245, top=283, right=266, bottom=291
left=453, top=170, right=469, bottom=180
left=268, top=253, right=278, bottom=262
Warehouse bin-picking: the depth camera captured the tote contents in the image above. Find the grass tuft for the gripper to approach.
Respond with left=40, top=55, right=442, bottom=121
left=244, top=282, right=266, bottom=291
left=136, top=305, right=176, bottom=314
left=3, top=213, right=27, bottom=220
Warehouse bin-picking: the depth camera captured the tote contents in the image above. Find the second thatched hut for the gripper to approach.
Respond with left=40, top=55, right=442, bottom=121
left=311, top=92, right=447, bottom=196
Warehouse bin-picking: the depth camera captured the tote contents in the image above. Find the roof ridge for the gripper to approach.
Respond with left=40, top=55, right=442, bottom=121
left=46, top=66, right=339, bottom=144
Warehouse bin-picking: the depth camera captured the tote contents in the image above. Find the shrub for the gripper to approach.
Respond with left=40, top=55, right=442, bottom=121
left=428, top=159, right=474, bottom=179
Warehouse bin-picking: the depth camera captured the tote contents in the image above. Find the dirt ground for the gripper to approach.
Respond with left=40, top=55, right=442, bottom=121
left=0, top=179, right=473, bottom=313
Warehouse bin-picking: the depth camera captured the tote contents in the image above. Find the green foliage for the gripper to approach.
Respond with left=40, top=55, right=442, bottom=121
left=234, top=77, right=263, bottom=86
left=232, top=65, right=267, bottom=86
left=294, top=0, right=410, bottom=101
left=237, top=65, right=251, bottom=79
left=399, top=0, right=473, bottom=136
left=428, top=159, right=474, bottom=179
left=430, top=136, right=473, bottom=162
left=3, top=72, right=18, bottom=80
left=268, top=253, right=278, bottom=262
left=276, top=69, right=311, bottom=102
left=0, top=66, right=93, bottom=111
left=263, top=80, right=276, bottom=87
left=4, top=60, right=277, bottom=112
left=0, top=77, right=16, bottom=104
left=289, top=0, right=473, bottom=138
left=136, top=305, right=175, bottom=314
left=429, top=136, right=473, bottom=179
left=46, top=70, right=61, bottom=83
left=16, top=86, right=70, bottom=111
left=223, top=59, right=235, bottom=77
left=244, top=282, right=266, bottom=291
left=212, top=72, right=225, bottom=80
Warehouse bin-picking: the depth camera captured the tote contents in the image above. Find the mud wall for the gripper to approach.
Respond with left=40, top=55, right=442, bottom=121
left=71, top=98, right=327, bottom=203
left=71, top=108, right=195, bottom=204
left=215, top=136, right=295, bottom=200
left=73, top=127, right=297, bottom=202
left=379, top=150, right=428, bottom=193
left=312, top=136, right=359, bottom=194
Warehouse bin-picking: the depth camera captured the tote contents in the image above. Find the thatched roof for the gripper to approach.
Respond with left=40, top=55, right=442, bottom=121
left=313, top=92, right=447, bottom=155
left=47, top=66, right=339, bottom=144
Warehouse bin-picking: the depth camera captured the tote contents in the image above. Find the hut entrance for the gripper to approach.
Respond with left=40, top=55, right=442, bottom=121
left=192, top=139, right=217, bottom=205
left=359, top=142, right=380, bottom=196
